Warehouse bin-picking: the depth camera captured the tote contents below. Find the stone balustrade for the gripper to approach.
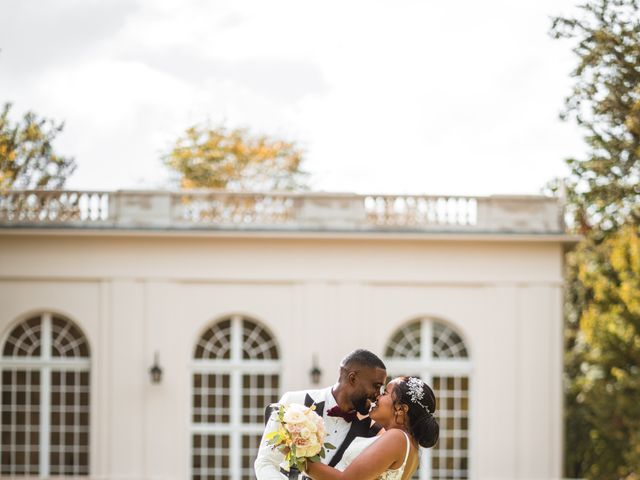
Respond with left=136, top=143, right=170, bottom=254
left=0, top=189, right=565, bottom=233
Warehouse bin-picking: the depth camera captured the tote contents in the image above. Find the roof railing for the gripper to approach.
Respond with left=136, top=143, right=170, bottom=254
left=0, top=189, right=565, bottom=233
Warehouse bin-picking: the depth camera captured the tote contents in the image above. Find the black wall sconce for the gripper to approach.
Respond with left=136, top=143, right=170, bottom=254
left=149, top=351, right=162, bottom=384
left=309, top=354, right=322, bottom=385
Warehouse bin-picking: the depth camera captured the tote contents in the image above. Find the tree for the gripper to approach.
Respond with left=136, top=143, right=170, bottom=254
left=551, top=0, right=640, bottom=233
left=550, top=1, right=640, bottom=478
left=0, top=102, right=76, bottom=191
left=563, top=246, right=596, bottom=478
left=163, top=124, right=307, bottom=191
left=568, top=226, right=640, bottom=480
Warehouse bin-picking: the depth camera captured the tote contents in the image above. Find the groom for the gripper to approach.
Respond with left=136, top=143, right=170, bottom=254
left=254, top=349, right=387, bottom=479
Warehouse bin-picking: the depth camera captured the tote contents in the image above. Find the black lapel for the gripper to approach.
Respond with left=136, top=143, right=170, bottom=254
left=328, top=417, right=372, bottom=467
left=263, top=403, right=279, bottom=426
left=304, top=393, right=325, bottom=417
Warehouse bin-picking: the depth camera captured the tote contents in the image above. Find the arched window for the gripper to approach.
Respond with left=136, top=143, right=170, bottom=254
left=1, top=313, right=91, bottom=476
left=385, top=319, right=471, bottom=480
left=191, top=315, right=280, bottom=480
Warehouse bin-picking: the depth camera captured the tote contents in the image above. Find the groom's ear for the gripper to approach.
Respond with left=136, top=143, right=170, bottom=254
left=347, top=370, right=358, bottom=386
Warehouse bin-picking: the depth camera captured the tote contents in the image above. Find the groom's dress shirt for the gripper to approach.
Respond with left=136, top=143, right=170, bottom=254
left=321, top=387, right=353, bottom=463
left=254, top=386, right=353, bottom=480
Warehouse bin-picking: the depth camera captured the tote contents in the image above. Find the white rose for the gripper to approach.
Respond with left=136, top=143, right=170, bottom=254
left=307, top=409, right=324, bottom=429
left=297, top=440, right=321, bottom=458
left=305, top=418, right=318, bottom=433
left=283, top=404, right=307, bottom=424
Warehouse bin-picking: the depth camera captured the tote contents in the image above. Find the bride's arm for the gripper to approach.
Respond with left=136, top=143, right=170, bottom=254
left=305, top=429, right=406, bottom=480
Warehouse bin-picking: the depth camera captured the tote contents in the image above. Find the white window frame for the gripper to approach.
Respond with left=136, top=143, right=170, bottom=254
left=189, top=314, right=281, bottom=480
left=0, top=312, right=90, bottom=477
left=385, top=319, right=473, bottom=480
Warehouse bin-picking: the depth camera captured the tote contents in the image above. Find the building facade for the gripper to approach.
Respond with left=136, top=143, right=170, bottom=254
left=0, top=190, right=576, bottom=480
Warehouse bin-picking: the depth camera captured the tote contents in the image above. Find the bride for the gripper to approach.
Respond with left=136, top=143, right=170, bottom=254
left=304, top=376, right=439, bottom=480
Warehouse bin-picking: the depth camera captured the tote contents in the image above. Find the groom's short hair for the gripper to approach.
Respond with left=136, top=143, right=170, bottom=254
left=340, top=349, right=386, bottom=372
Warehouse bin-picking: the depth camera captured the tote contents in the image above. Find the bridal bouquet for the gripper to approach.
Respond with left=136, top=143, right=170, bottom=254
left=265, top=403, right=335, bottom=472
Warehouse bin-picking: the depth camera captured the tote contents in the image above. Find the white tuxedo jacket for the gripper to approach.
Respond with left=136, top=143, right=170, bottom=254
left=254, top=386, right=380, bottom=480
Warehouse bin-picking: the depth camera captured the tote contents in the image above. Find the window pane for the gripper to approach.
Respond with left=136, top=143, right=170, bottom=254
left=432, top=376, right=469, bottom=480
left=2, top=317, right=41, bottom=357
left=192, top=433, right=231, bottom=480
left=51, top=317, right=90, bottom=358
left=242, top=374, right=279, bottom=424
left=432, top=322, right=468, bottom=359
left=49, top=370, right=90, bottom=475
left=385, top=321, right=421, bottom=359
left=241, top=434, right=262, bottom=480
left=192, top=374, right=230, bottom=424
left=0, top=369, right=40, bottom=475
left=195, top=319, right=232, bottom=360
left=242, top=321, right=279, bottom=360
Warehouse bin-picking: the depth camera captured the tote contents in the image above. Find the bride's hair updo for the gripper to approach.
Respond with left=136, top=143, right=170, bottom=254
left=392, top=376, right=439, bottom=448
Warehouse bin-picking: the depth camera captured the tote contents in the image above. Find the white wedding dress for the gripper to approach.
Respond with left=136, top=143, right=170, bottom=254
left=334, top=430, right=411, bottom=480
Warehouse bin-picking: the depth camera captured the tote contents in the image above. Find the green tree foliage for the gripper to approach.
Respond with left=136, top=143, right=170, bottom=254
left=551, top=1, right=640, bottom=478
left=565, top=227, right=640, bottom=479
left=0, top=103, right=76, bottom=191
left=563, top=247, right=595, bottom=478
left=164, top=124, right=307, bottom=191
left=551, top=0, right=640, bottom=233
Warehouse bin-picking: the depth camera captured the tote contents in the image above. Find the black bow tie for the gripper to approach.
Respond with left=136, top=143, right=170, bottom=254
left=326, top=406, right=358, bottom=423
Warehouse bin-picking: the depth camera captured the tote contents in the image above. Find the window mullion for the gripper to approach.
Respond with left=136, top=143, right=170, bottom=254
left=10, top=370, right=16, bottom=475
left=420, top=319, right=433, bottom=480
left=39, top=313, right=52, bottom=477
left=230, top=316, right=243, bottom=480
left=421, top=319, right=433, bottom=362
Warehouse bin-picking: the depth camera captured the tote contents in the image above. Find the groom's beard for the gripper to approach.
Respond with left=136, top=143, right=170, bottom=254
left=353, top=396, right=371, bottom=416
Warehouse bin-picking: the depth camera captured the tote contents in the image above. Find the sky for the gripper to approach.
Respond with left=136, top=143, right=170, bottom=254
left=0, top=0, right=586, bottom=196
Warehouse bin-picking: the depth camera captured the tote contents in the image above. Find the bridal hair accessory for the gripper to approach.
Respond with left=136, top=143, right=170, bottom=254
left=406, top=377, right=431, bottom=414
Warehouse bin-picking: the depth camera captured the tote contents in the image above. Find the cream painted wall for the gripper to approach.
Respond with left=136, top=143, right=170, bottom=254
left=0, top=233, right=565, bottom=480
left=0, top=236, right=563, bottom=283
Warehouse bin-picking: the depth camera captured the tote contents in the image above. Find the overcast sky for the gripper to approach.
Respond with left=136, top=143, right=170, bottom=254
left=0, top=0, right=585, bottom=195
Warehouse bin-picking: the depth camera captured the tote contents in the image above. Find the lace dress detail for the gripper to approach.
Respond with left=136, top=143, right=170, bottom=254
left=334, top=431, right=411, bottom=480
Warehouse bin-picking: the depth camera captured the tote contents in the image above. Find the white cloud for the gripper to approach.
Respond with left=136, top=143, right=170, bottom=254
left=0, top=0, right=584, bottom=194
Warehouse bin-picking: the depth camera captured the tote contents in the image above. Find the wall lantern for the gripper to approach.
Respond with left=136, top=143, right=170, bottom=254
left=309, top=354, right=322, bottom=385
left=149, top=351, right=163, bottom=384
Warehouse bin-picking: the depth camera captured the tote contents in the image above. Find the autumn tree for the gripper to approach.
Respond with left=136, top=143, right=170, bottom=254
left=163, top=124, right=307, bottom=191
left=0, top=102, right=76, bottom=190
left=550, top=1, right=640, bottom=478
left=573, top=226, right=640, bottom=479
